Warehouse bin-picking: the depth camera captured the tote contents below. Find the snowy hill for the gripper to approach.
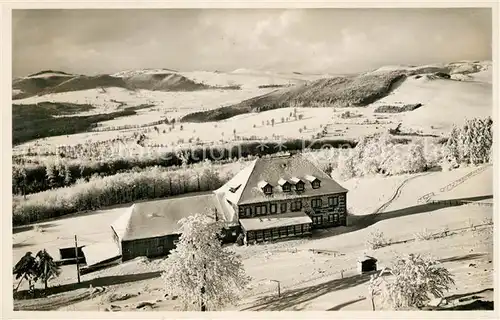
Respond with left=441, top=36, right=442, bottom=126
left=365, top=60, right=491, bottom=78
left=12, top=68, right=335, bottom=100
left=181, top=60, right=492, bottom=122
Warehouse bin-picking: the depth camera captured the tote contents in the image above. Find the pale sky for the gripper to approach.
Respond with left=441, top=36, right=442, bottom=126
left=12, top=8, right=492, bottom=77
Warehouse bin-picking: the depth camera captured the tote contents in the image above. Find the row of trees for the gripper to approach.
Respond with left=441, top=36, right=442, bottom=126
left=333, top=117, right=493, bottom=181
left=334, top=133, right=432, bottom=180
left=13, top=162, right=227, bottom=226
left=13, top=250, right=61, bottom=293
left=13, top=138, right=357, bottom=195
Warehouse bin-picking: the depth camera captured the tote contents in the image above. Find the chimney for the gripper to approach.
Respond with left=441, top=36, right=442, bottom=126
left=214, top=208, right=219, bottom=221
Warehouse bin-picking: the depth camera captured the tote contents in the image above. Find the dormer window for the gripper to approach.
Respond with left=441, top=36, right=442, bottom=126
left=278, top=178, right=292, bottom=192
left=296, top=181, right=305, bottom=192
left=258, top=180, right=273, bottom=195
left=290, top=177, right=305, bottom=192
left=263, top=185, right=272, bottom=194
left=305, top=175, right=321, bottom=189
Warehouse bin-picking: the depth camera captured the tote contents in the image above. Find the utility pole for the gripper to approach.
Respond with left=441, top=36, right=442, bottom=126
left=270, top=279, right=280, bottom=298
left=74, top=235, right=81, bottom=284
left=201, top=263, right=207, bottom=311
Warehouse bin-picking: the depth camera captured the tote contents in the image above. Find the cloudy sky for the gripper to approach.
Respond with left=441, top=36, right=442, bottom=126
left=12, top=8, right=491, bottom=77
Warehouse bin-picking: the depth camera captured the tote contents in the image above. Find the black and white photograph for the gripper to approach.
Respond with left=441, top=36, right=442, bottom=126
left=3, top=2, right=497, bottom=315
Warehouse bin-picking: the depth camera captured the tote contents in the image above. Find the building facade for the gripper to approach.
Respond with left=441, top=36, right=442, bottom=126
left=215, top=154, right=348, bottom=244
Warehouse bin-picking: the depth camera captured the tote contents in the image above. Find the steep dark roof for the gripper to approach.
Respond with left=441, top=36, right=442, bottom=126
left=219, top=154, right=348, bottom=206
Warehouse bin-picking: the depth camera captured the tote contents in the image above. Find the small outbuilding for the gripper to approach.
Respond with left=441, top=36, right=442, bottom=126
left=357, top=255, right=378, bottom=274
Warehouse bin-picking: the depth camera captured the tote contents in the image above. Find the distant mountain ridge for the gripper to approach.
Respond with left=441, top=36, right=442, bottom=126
left=12, top=67, right=339, bottom=100
left=12, top=69, right=238, bottom=100
left=13, top=60, right=491, bottom=107
left=180, top=60, right=492, bottom=122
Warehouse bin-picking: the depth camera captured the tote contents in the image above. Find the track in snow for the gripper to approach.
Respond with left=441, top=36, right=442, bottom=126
left=373, top=172, right=433, bottom=214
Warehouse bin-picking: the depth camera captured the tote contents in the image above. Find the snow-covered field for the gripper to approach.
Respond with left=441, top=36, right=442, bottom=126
left=177, top=70, right=328, bottom=89
left=369, top=77, right=492, bottom=133
left=12, top=62, right=492, bottom=163
left=13, top=165, right=493, bottom=311
left=13, top=87, right=275, bottom=118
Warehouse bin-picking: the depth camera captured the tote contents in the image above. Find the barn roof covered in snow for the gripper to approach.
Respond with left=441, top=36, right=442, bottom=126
left=215, top=154, right=348, bottom=205
left=110, top=192, right=218, bottom=241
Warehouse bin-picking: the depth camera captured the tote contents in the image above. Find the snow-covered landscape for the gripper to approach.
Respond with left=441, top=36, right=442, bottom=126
left=9, top=7, right=495, bottom=316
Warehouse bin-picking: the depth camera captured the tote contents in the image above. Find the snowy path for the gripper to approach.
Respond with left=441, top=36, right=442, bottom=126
left=373, top=172, right=432, bottom=214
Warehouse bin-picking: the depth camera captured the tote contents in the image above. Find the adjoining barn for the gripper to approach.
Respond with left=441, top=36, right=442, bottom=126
left=110, top=192, right=222, bottom=261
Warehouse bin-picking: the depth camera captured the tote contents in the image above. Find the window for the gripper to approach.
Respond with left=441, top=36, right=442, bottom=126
left=270, top=203, right=277, bottom=214
left=287, top=226, right=295, bottom=235
left=244, top=207, right=252, bottom=217
left=264, top=229, right=272, bottom=240
left=238, top=206, right=244, bottom=215
left=295, top=225, right=302, bottom=234
left=247, top=231, right=255, bottom=240
left=334, top=213, right=339, bottom=222
left=282, top=184, right=291, bottom=192
left=313, top=216, right=320, bottom=225
left=312, top=180, right=321, bottom=189
left=272, top=228, right=279, bottom=239
left=328, top=196, right=338, bottom=207
left=256, top=231, right=264, bottom=241
left=255, top=206, right=261, bottom=215
left=263, top=185, right=273, bottom=195
left=279, top=227, right=288, bottom=237
left=311, top=198, right=322, bottom=208
left=296, top=182, right=305, bottom=192
left=303, top=224, right=310, bottom=231
left=255, top=204, right=267, bottom=215
left=291, top=200, right=302, bottom=211
left=280, top=202, right=287, bottom=213
left=328, top=215, right=333, bottom=223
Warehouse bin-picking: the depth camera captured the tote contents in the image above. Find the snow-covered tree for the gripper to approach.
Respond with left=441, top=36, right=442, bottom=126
left=401, top=139, right=427, bottom=174
left=445, top=117, right=492, bottom=165
left=13, top=252, right=38, bottom=292
left=35, top=249, right=61, bottom=290
left=161, top=214, right=250, bottom=311
left=335, top=150, right=357, bottom=180
left=377, top=253, right=455, bottom=310
left=45, top=161, right=56, bottom=189
left=64, top=163, right=72, bottom=186
left=445, top=125, right=460, bottom=164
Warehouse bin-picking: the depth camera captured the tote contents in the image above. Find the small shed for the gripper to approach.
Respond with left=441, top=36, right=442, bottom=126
left=357, top=255, right=377, bottom=274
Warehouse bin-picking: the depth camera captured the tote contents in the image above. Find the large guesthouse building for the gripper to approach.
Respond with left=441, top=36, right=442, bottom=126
left=214, top=154, right=348, bottom=244
left=110, top=154, right=348, bottom=260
